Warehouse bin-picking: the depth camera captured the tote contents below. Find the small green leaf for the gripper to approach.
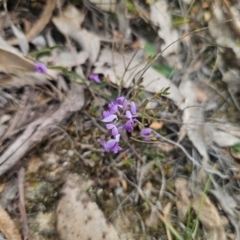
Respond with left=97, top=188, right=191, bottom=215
left=30, top=45, right=62, bottom=59
left=36, top=50, right=52, bottom=59
left=162, top=87, right=170, bottom=95
left=172, top=16, right=190, bottom=26
left=230, top=143, right=240, bottom=152
left=65, top=70, right=83, bottom=80
left=126, top=1, right=137, bottom=14
left=124, top=158, right=133, bottom=167
left=49, top=66, right=85, bottom=82
left=154, top=66, right=174, bottom=78
left=144, top=42, right=156, bottom=57
left=49, top=65, right=68, bottom=71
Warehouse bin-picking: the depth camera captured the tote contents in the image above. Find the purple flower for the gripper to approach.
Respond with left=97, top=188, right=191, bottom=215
left=116, top=96, right=125, bottom=104
left=140, top=128, right=152, bottom=141
left=123, top=110, right=136, bottom=132
left=130, top=102, right=137, bottom=115
left=98, top=97, right=140, bottom=153
left=116, top=96, right=128, bottom=110
left=125, top=110, right=133, bottom=119
left=102, top=111, right=117, bottom=123
left=108, top=102, right=119, bottom=114
left=108, top=96, right=128, bottom=114
left=89, top=74, right=101, bottom=83
left=123, top=119, right=134, bottom=132
left=106, top=123, right=119, bottom=137
left=35, top=63, right=47, bottom=74
left=98, top=134, right=122, bottom=154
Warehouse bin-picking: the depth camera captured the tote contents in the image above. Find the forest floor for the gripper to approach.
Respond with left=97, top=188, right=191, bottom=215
left=0, top=0, right=240, bottom=239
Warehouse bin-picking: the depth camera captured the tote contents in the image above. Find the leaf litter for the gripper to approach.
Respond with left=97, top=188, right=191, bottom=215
left=0, top=0, right=240, bottom=239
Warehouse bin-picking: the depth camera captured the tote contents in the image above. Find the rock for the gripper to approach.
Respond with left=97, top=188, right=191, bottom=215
left=56, top=174, right=120, bottom=240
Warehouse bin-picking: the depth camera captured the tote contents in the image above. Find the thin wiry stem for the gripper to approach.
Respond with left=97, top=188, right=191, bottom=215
left=152, top=130, right=228, bottom=179
left=133, top=20, right=232, bottom=88
left=158, top=161, right=166, bottom=199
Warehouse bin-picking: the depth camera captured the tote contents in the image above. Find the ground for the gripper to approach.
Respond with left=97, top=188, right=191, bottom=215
left=0, top=0, right=240, bottom=240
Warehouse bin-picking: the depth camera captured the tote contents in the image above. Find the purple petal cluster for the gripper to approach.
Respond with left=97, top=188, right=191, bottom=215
left=35, top=63, right=47, bottom=74
left=89, top=74, right=101, bottom=83
left=98, top=134, right=121, bottom=154
left=140, top=128, right=152, bottom=141
left=99, top=97, right=138, bottom=154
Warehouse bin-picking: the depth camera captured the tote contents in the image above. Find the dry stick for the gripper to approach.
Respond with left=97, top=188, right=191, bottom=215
left=120, top=48, right=140, bottom=83
left=132, top=128, right=228, bottom=179
left=179, top=0, right=195, bottom=70
left=8, top=0, right=56, bottom=45
left=209, top=177, right=240, bottom=239
left=83, top=110, right=107, bottom=133
left=121, top=135, right=144, bottom=163
left=109, top=189, right=136, bottom=220
left=55, top=0, right=79, bottom=67
left=131, top=19, right=233, bottom=94
left=135, top=211, right=146, bottom=233
left=163, top=203, right=173, bottom=240
left=151, top=130, right=229, bottom=179
left=158, top=161, right=166, bottom=199
left=0, top=84, right=84, bottom=176
left=194, top=47, right=223, bottom=129
left=18, top=167, right=29, bottom=240
left=134, top=158, right=141, bottom=203
left=119, top=170, right=184, bottom=240
left=119, top=49, right=144, bottom=98
left=46, top=125, right=87, bottom=161
left=12, top=0, right=21, bottom=11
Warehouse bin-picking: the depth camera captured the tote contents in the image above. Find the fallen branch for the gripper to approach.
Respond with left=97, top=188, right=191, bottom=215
left=0, top=84, right=84, bottom=177
left=7, top=0, right=56, bottom=45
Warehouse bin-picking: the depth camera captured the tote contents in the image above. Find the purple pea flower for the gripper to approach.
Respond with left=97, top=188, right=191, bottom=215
left=102, top=111, right=117, bottom=123
left=35, top=63, right=47, bottom=74
left=98, top=134, right=122, bottom=154
left=140, top=128, right=152, bottom=141
left=123, top=119, right=134, bottom=132
left=106, top=123, right=119, bottom=137
left=108, top=102, right=119, bottom=114
left=98, top=97, right=140, bottom=153
left=115, top=96, right=125, bottom=104
left=125, top=110, right=133, bottom=119
left=89, top=74, right=101, bottom=83
left=123, top=110, right=136, bottom=132
left=130, top=101, right=137, bottom=115
left=116, top=96, right=128, bottom=110
left=108, top=96, right=128, bottom=114
left=122, top=101, right=138, bottom=132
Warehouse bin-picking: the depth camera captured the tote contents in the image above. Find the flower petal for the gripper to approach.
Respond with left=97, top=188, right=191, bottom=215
left=125, top=110, right=132, bottom=119
left=102, top=114, right=117, bottom=122
left=35, top=63, right=47, bottom=74
left=116, top=96, right=126, bottom=105
left=112, top=144, right=122, bottom=154
left=140, top=128, right=152, bottom=137
left=112, top=127, right=118, bottom=137
left=108, top=102, right=115, bottom=109
left=106, top=123, right=115, bottom=129
left=122, top=100, right=128, bottom=110
left=115, top=134, right=120, bottom=142
left=97, top=139, right=106, bottom=150
left=104, top=139, right=117, bottom=151
left=89, top=74, right=101, bottom=83
left=103, top=111, right=110, bottom=118
left=144, top=137, right=151, bottom=141
left=130, top=102, right=137, bottom=115
left=123, top=119, right=134, bottom=132
left=106, top=124, right=119, bottom=137
left=109, top=104, right=118, bottom=114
